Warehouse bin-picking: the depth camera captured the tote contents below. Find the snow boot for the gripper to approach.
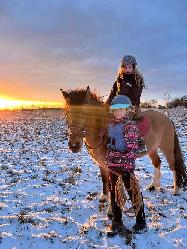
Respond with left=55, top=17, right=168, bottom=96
left=131, top=221, right=147, bottom=234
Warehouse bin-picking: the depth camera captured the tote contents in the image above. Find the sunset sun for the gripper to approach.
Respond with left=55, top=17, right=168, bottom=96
left=0, top=98, right=19, bottom=110
left=0, top=97, right=62, bottom=110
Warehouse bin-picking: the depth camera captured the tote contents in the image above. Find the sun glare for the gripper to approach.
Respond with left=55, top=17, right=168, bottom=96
left=0, top=97, right=63, bottom=110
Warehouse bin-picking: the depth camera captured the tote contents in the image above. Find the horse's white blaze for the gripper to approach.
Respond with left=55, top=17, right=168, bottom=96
left=152, top=167, right=161, bottom=188
left=172, top=170, right=179, bottom=195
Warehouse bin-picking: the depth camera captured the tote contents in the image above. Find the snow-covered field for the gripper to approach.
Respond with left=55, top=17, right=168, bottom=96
left=0, top=108, right=186, bottom=249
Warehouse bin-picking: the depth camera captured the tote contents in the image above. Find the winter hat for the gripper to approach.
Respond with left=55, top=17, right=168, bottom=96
left=120, top=54, right=137, bottom=67
left=110, top=95, right=132, bottom=109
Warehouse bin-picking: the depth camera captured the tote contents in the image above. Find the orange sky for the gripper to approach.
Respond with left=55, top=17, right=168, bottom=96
left=0, top=79, right=65, bottom=109
left=0, top=1, right=186, bottom=110
left=0, top=96, right=64, bottom=110
left=0, top=79, right=63, bottom=101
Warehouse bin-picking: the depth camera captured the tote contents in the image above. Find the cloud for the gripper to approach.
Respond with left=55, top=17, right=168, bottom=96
left=0, top=0, right=186, bottom=101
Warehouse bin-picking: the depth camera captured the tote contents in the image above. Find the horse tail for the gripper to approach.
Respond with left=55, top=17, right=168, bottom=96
left=173, top=125, right=187, bottom=189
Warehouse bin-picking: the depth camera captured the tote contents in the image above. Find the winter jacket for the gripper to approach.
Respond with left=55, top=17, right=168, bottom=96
left=106, top=118, right=139, bottom=172
left=107, top=71, right=145, bottom=107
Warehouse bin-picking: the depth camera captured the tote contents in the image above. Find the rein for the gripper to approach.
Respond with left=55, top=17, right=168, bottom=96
left=84, top=136, right=104, bottom=150
left=84, top=125, right=107, bottom=150
left=98, top=160, right=141, bottom=217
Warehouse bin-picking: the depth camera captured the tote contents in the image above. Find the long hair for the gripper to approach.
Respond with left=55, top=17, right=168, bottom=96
left=117, top=66, right=145, bottom=87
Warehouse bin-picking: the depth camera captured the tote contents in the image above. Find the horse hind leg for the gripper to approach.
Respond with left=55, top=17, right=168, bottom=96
left=148, top=150, right=161, bottom=191
left=161, top=148, right=179, bottom=195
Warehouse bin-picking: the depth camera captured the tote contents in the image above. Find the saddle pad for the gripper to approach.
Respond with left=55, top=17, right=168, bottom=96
left=136, top=116, right=150, bottom=137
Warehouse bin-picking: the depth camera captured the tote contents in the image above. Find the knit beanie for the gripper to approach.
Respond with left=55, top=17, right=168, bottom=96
left=110, top=95, right=132, bottom=109
left=120, top=54, right=137, bottom=67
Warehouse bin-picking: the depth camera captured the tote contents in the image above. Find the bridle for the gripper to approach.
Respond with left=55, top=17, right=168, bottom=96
left=66, top=107, right=106, bottom=150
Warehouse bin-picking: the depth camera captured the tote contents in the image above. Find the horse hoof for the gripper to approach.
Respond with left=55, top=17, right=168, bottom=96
left=107, top=221, right=123, bottom=237
left=173, top=187, right=180, bottom=195
left=107, top=226, right=129, bottom=237
left=107, top=213, right=113, bottom=220
left=173, top=190, right=179, bottom=195
left=107, top=229, right=118, bottom=237
left=112, top=221, right=123, bottom=230
left=182, top=180, right=187, bottom=191
left=99, top=199, right=107, bottom=203
left=99, top=193, right=108, bottom=203
left=147, top=185, right=156, bottom=191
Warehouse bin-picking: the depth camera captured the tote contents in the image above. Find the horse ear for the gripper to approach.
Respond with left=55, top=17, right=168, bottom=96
left=85, top=86, right=91, bottom=104
left=60, top=89, right=69, bottom=100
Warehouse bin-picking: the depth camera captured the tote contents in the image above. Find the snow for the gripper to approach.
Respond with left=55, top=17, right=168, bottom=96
left=0, top=108, right=186, bottom=249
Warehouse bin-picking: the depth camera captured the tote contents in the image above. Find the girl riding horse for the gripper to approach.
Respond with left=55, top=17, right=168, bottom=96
left=106, top=54, right=147, bottom=151
left=106, top=54, right=145, bottom=109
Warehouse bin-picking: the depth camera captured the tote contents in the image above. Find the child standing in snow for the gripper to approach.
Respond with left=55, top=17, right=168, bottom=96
left=106, top=95, right=146, bottom=236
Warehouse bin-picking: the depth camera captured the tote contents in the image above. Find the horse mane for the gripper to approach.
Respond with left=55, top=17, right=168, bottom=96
left=65, top=89, right=103, bottom=106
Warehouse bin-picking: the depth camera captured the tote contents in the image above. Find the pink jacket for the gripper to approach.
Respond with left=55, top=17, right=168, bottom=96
left=106, top=118, right=139, bottom=172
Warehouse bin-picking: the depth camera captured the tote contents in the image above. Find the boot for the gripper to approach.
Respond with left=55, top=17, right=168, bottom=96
left=107, top=220, right=123, bottom=237
left=132, top=205, right=147, bottom=233
left=131, top=221, right=147, bottom=234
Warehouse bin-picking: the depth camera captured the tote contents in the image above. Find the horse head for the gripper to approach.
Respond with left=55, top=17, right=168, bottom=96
left=61, top=86, right=109, bottom=153
left=61, top=86, right=93, bottom=153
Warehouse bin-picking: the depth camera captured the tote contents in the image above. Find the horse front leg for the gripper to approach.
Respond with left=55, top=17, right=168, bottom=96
left=107, top=192, right=113, bottom=219
left=148, top=150, right=161, bottom=191
left=99, top=166, right=110, bottom=202
left=151, top=166, right=161, bottom=190
left=107, top=172, right=123, bottom=236
left=171, top=170, right=179, bottom=195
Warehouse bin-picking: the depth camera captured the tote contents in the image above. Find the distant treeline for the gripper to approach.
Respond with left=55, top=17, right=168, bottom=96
left=21, top=107, right=63, bottom=111
left=140, top=96, right=187, bottom=109
left=167, top=97, right=187, bottom=108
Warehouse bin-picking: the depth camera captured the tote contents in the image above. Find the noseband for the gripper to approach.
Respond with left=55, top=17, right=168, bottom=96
left=66, top=107, right=106, bottom=150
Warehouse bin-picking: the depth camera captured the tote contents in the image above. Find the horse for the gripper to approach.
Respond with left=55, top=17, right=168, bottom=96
left=60, top=87, right=186, bottom=199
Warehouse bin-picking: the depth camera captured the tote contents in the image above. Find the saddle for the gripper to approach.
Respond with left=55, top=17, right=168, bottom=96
left=127, top=107, right=150, bottom=137
left=136, top=116, right=150, bottom=137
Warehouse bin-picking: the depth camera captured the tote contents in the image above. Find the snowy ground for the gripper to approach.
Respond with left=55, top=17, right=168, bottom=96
left=0, top=108, right=186, bottom=249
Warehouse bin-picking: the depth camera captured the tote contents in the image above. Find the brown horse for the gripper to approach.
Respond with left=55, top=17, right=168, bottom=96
left=60, top=87, right=186, bottom=198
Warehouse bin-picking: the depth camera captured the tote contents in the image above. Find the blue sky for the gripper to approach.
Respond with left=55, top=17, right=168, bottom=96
left=0, top=0, right=187, bottom=102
